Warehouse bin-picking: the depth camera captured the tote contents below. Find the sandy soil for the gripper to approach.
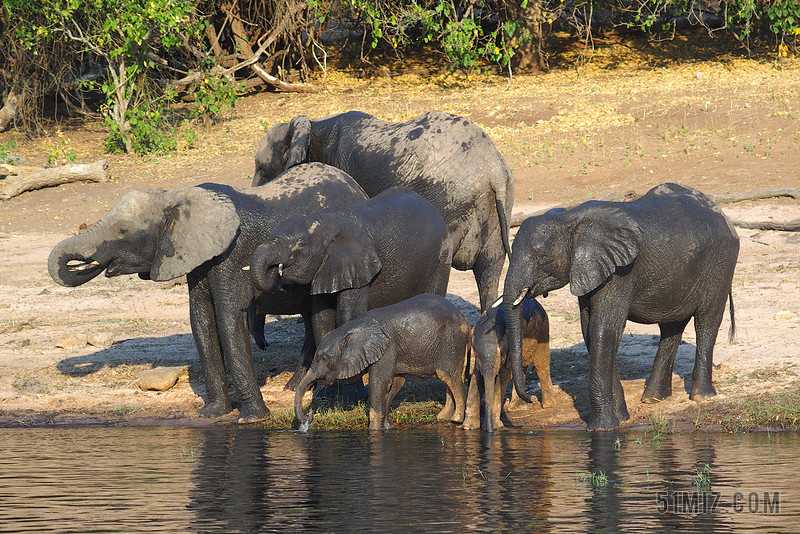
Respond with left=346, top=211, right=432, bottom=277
left=0, top=54, right=798, bottom=429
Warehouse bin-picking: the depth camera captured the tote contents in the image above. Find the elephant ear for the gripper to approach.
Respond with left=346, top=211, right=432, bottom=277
left=311, top=229, right=381, bottom=295
left=150, top=185, right=240, bottom=281
left=569, top=204, right=643, bottom=296
left=285, top=116, right=311, bottom=169
left=336, top=324, right=388, bottom=379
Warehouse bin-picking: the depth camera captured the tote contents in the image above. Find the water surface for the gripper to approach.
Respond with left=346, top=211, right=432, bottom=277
left=0, top=426, right=796, bottom=532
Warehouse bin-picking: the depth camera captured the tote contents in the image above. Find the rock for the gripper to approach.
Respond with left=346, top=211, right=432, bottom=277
left=139, top=367, right=182, bottom=391
left=87, top=331, right=115, bottom=348
left=55, top=333, right=87, bottom=349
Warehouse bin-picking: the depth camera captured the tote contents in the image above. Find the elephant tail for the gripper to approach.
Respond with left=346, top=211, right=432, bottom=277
left=496, top=197, right=512, bottom=259
left=728, top=289, right=736, bottom=344
left=464, top=336, right=473, bottom=385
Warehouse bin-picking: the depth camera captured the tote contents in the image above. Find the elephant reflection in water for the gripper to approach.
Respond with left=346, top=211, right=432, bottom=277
left=188, top=428, right=314, bottom=531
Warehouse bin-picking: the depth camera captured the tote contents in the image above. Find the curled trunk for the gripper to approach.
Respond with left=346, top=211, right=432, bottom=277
left=48, top=225, right=109, bottom=287
left=249, top=241, right=281, bottom=292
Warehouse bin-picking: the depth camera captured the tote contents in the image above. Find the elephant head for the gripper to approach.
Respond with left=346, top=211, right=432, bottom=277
left=503, top=204, right=642, bottom=402
left=49, top=185, right=240, bottom=287
left=294, top=320, right=389, bottom=429
left=252, top=116, right=311, bottom=186
left=249, top=213, right=381, bottom=296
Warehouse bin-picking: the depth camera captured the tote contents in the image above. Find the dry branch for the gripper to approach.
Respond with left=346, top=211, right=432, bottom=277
left=0, top=159, right=110, bottom=200
left=731, top=219, right=800, bottom=231
left=511, top=188, right=799, bottom=229
left=712, top=188, right=800, bottom=203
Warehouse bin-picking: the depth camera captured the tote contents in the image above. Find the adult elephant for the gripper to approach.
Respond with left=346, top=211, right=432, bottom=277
left=248, top=187, right=452, bottom=388
left=502, top=183, right=739, bottom=430
left=252, top=110, right=514, bottom=311
left=48, top=163, right=368, bottom=423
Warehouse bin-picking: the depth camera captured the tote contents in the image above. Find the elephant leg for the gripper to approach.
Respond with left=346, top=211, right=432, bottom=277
left=502, top=366, right=529, bottom=412
left=580, top=300, right=591, bottom=350
left=462, top=368, right=483, bottom=430
left=311, top=294, right=337, bottom=346
left=582, top=295, right=630, bottom=431
left=690, top=307, right=724, bottom=400
left=437, top=382, right=456, bottom=422
left=217, top=304, right=270, bottom=424
left=532, top=344, right=555, bottom=408
left=188, top=284, right=232, bottom=418
left=642, top=319, right=690, bottom=403
left=384, top=376, right=406, bottom=430
left=285, top=313, right=317, bottom=391
left=446, top=371, right=467, bottom=425
left=472, top=236, right=505, bottom=311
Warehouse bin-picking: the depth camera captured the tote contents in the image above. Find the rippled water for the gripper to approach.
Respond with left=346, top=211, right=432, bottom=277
left=0, top=426, right=797, bottom=532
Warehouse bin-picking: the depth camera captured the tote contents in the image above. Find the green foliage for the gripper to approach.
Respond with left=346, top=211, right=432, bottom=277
left=45, top=133, right=77, bottom=165
left=6, top=0, right=202, bottom=154
left=189, top=76, right=242, bottom=122
left=0, top=141, right=17, bottom=164
left=346, top=0, right=526, bottom=72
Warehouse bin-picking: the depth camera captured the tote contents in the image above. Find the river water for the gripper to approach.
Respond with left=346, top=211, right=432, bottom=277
left=0, top=426, right=796, bottom=532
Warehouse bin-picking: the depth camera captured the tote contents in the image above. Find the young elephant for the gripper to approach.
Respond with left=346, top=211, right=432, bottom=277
left=462, top=298, right=554, bottom=432
left=503, top=183, right=739, bottom=430
left=294, top=294, right=471, bottom=431
left=249, top=186, right=453, bottom=389
left=48, top=163, right=368, bottom=423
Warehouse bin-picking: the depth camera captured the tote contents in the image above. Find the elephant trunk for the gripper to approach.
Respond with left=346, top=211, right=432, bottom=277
left=48, top=224, right=109, bottom=287
left=294, top=369, right=317, bottom=430
left=503, top=267, right=533, bottom=404
left=249, top=241, right=281, bottom=293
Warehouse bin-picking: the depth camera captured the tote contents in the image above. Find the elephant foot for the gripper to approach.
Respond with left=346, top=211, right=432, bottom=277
left=199, top=399, right=233, bottom=418
left=462, top=416, right=480, bottom=430
left=586, top=411, right=621, bottom=431
left=642, top=381, right=672, bottom=404
left=587, top=403, right=628, bottom=431
left=436, top=406, right=455, bottom=421
left=237, top=402, right=271, bottom=424
left=690, top=381, right=717, bottom=401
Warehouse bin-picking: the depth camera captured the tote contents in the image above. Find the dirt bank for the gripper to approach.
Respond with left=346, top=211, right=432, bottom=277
left=0, top=56, right=798, bottom=430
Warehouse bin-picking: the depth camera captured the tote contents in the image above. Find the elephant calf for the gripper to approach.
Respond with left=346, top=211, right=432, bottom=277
left=463, top=298, right=554, bottom=432
left=294, top=294, right=471, bottom=431
left=249, top=186, right=453, bottom=390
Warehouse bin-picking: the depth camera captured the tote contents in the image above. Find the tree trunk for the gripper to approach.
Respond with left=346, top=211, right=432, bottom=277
left=499, top=0, right=548, bottom=72
left=0, top=159, right=110, bottom=200
left=0, top=91, right=19, bottom=132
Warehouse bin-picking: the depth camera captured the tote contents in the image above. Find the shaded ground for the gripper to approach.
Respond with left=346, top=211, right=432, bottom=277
left=0, top=43, right=798, bottom=430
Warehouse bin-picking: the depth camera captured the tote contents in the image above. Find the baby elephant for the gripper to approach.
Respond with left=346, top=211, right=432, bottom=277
left=294, top=294, right=471, bottom=431
left=463, top=298, right=554, bottom=432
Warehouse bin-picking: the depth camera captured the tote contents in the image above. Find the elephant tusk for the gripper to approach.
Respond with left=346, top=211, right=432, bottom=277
left=277, top=262, right=283, bottom=277
left=68, top=260, right=100, bottom=272
left=512, top=288, right=529, bottom=306
left=490, top=297, right=503, bottom=309
left=241, top=265, right=250, bottom=271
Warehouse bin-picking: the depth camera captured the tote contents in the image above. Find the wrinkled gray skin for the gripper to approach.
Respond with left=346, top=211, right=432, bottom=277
left=252, top=110, right=513, bottom=311
left=249, top=186, right=452, bottom=390
left=463, top=298, right=553, bottom=433
left=503, top=183, right=739, bottom=431
left=48, top=163, right=367, bottom=423
left=294, top=294, right=471, bottom=431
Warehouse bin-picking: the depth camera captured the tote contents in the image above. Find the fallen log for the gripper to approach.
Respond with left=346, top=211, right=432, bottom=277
left=731, top=219, right=800, bottom=231
left=0, top=159, right=110, bottom=200
left=712, top=188, right=800, bottom=203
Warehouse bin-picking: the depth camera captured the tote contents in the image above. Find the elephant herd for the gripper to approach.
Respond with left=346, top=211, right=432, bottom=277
left=48, top=111, right=740, bottom=431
